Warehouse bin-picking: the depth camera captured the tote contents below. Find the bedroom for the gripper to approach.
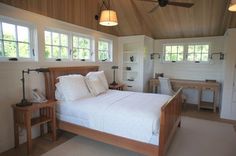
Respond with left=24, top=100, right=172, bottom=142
left=0, top=0, right=236, bottom=156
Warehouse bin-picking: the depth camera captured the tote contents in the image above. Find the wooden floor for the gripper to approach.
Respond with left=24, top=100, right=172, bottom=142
left=1, top=104, right=236, bottom=156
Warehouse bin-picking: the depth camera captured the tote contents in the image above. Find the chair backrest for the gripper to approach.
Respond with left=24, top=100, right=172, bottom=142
left=158, top=77, right=174, bottom=96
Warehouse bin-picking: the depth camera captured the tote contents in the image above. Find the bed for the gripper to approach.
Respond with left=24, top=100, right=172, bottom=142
left=43, top=66, right=182, bottom=156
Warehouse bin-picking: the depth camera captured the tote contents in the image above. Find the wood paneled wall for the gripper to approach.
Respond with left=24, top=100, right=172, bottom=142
left=0, top=0, right=236, bottom=39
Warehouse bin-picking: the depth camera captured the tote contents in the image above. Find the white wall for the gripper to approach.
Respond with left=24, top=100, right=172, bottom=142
left=0, top=3, right=119, bottom=153
left=154, top=36, right=225, bottom=104
left=221, top=29, right=236, bottom=120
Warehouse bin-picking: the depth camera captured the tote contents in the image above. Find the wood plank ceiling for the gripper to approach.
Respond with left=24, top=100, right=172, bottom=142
left=0, top=0, right=236, bottom=39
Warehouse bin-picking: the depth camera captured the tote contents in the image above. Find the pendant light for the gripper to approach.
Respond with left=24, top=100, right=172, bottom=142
left=229, top=0, right=236, bottom=12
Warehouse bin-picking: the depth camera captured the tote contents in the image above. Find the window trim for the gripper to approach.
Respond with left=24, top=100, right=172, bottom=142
left=72, top=32, right=95, bottom=62
left=162, top=42, right=211, bottom=64
left=163, top=43, right=185, bottom=63
left=0, top=16, right=36, bottom=62
left=98, top=38, right=113, bottom=62
left=44, top=28, right=71, bottom=61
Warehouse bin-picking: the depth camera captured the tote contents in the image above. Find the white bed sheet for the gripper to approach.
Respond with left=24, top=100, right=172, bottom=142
left=56, top=90, right=171, bottom=145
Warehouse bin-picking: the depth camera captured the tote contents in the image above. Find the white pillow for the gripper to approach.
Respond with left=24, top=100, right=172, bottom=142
left=58, top=74, right=91, bottom=101
left=85, top=74, right=107, bottom=96
left=55, top=82, right=65, bottom=101
left=86, top=71, right=109, bottom=90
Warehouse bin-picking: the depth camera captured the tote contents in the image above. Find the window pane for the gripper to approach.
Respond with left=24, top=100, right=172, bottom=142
left=79, top=38, right=90, bottom=49
left=195, top=45, right=201, bottom=53
left=52, top=46, right=60, bottom=58
left=45, top=31, right=51, bottom=45
left=17, top=26, right=29, bottom=42
left=202, top=45, right=209, bottom=53
left=188, top=45, right=194, bottom=53
left=45, top=46, right=51, bottom=58
left=18, top=43, right=30, bottom=58
left=72, top=48, right=79, bottom=59
left=99, top=50, right=109, bottom=60
left=188, top=53, right=194, bottom=61
left=172, top=46, right=177, bottom=53
left=61, top=47, right=68, bottom=59
left=52, top=32, right=59, bottom=45
left=98, top=41, right=108, bottom=50
left=171, top=53, right=177, bottom=61
left=2, top=22, right=16, bottom=41
left=79, top=49, right=90, bottom=59
left=194, top=53, right=201, bottom=61
left=4, top=41, right=17, bottom=57
left=73, top=36, right=79, bottom=48
left=165, top=53, right=171, bottom=61
left=165, top=46, right=171, bottom=53
left=202, top=54, right=208, bottom=61
left=61, top=34, right=68, bottom=46
left=178, top=46, right=184, bottom=53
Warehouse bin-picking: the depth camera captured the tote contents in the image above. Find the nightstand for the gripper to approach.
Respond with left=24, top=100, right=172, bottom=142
left=12, top=100, right=56, bottom=155
left=109, top=84, right=125, bottom=90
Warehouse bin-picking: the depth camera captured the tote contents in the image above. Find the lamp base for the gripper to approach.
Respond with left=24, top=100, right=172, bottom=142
left=110, top=81, right=118, bottom=86
left=16, top=99, right=32, bottom=107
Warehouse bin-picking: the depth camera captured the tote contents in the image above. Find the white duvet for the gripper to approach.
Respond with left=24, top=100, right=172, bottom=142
left=57, top=90, right=171, bottom=144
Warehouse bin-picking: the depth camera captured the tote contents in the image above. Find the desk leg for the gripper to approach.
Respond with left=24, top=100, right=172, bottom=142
left=198, top=89, right=202, bottom=111
left=40, top=109, right=44, bottom=136
left=13, top=109, right=19, bottom=148
left=25, top=112, right=32, bottom=155
left=213, top=90, right=217, bottom=113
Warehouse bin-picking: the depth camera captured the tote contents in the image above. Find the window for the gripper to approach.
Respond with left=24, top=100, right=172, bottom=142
left=98, top=39, right=112, bottom=61
left=44, top=30, right=69, bottom=60
left=187, top=44, right=209, bottom=62
left=164, top=45, right=184, bottom=62
left=0, top=18, right=34, bottom=61
left=72, top=35, right=93, bottom=61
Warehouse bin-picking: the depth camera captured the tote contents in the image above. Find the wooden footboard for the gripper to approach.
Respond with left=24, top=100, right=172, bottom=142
left=159, top=88, right=182, bottom=156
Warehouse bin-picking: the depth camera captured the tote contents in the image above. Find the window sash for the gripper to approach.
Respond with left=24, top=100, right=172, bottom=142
left=164, top=45, right=184, bottom=62
left=187, top=44, right=209, bottom=62
left=98, top=40, right=112, bottom=61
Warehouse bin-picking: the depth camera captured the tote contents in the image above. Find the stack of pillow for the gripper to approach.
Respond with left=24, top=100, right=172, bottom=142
left=55, top=71, right=109, bottom=101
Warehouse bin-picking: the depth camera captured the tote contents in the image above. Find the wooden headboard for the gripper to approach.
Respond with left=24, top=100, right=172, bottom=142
left=44, top=66, right=99, bottom=100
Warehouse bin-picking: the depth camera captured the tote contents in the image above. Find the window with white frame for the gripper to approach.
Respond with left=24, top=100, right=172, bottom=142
left=187, top=44, right=209, bottom=62
left=72, top=35, right=93, bottom=61
left=98, top=39, right=112, bottom=61
left=44, top=30, right=69, bottom=60
left=0, top=18, right=35, bottom=61
left=164, top=45, right=184, bottom=62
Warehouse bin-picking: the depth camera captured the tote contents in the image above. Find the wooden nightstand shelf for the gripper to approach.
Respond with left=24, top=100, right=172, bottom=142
left=109, top=84, right=125, bottom=90
left=12, top=100, right=57, bottom=155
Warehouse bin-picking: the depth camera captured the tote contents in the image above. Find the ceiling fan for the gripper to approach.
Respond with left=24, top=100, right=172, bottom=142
left=139, top=0, right=194, bottom=13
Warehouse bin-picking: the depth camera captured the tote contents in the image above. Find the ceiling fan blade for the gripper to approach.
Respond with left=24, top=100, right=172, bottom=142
left=148, top=5, right=159, bottom=13
left=168, top=2, right=194, bottom=8
left=138, top=0, right=158, bottom=3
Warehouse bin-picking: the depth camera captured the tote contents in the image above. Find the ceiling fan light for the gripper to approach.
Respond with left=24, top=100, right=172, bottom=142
left=99, top=10, right=118, bottom=26
left=229, top=0, right=236, bottom=12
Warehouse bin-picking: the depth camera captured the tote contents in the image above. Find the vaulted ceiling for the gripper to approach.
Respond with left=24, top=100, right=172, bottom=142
left=1, top=0, right=236, bottom=39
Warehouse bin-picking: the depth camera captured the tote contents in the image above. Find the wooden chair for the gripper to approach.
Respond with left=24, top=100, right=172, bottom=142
left=159, top=77, right=187, bottom=107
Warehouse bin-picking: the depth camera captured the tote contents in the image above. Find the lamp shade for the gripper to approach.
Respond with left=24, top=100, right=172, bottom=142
left=99, top=10, right=118, bottom=26
left=229, top=0, right=236, bottom=12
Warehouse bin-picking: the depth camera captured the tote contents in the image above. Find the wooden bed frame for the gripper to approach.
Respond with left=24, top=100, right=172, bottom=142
left=43, top=66, right=182, bottom=156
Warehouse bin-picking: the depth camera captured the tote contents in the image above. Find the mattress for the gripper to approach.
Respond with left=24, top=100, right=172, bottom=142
left=56, top=90, right=171, bottom=145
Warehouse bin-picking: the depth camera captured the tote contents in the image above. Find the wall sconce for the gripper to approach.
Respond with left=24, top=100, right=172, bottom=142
left=210, top=52, right=224, bottom=60
left=95, top=0, right=118, bottom=26
left=150, top=53, right=161, bottom=60
left=16, top=68, right=49, bottom=107
left=229, top=0, right=236, bottom=12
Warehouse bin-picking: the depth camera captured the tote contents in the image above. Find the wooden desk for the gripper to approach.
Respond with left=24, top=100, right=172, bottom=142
left=12, top=101, right=56, bottom=155
left=149, top=78, right=221, bottom=112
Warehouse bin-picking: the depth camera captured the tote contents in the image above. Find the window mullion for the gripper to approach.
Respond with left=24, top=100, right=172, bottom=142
left=15, top=25, right=19, bottom=58
left=50, top=32, right=53, bottom=58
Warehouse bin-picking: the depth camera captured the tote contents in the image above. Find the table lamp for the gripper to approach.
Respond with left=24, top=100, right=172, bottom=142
left=111, top=65, right=118, bottom=85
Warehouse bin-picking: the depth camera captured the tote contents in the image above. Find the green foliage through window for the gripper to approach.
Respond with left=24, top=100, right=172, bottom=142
left=187, top=44, right=209, bottom=62
left=164, top=45, right=184, bottom=62
left=0, top=22, right=32, bottom=59
left=98, top=40, right=111, bottom=61
left=44, top=31, right=69, bottom=59
left=72, top=36, right=91, bottom=60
